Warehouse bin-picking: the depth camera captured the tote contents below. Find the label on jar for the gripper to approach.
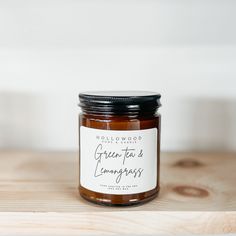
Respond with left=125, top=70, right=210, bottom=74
left=80, top=126, right=158, bottom=195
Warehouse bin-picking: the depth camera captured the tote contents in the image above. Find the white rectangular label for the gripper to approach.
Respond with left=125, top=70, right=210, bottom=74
left=80, top=126, right=157, bottom=195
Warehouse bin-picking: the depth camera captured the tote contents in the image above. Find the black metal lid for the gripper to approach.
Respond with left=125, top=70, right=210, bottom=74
left=79, top=91, right=161, bottom=114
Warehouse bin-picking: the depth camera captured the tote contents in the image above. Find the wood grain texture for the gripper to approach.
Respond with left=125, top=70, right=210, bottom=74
left=0, top=151, right=235, bottom=235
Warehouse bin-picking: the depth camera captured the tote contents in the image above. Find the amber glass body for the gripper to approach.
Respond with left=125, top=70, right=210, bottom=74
left=79, top=111, right=161, bottom=206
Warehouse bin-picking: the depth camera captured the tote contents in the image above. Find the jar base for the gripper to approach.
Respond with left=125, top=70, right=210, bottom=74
left=79, top=188, right=159, bottom=207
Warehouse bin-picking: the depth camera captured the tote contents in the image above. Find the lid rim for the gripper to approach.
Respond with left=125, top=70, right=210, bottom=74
left=79, top=91, right=161, bottom=112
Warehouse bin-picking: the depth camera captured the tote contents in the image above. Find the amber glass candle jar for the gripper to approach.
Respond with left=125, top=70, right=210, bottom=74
left=78, top=91, right=161, bottom=206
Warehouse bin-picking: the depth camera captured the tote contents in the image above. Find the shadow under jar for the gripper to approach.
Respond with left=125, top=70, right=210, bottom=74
left=78, top=91, right=161, bottom=206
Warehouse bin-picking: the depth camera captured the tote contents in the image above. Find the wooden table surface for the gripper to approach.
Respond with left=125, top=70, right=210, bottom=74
left=0, top=151, right=235, bottom=235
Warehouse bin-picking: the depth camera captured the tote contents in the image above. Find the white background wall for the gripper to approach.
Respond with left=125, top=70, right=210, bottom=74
left=0, top=0, right=235, bottom=151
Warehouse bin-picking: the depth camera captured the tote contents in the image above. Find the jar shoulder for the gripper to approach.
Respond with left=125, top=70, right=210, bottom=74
left=79, top=112, right=161, bottom=121
left=79, top=113, right=161, bottom=130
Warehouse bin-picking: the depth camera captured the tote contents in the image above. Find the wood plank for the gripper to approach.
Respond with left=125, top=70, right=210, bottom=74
left=0, top=151, right=235, bottom=235
left=0, top=212, right=235, bottom=235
